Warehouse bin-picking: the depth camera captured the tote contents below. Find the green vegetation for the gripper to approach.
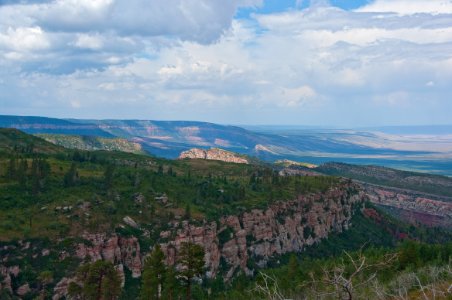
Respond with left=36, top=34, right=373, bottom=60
left=140, top=242, right=205, bottom=300
left=0, top=129, right=341, bottom=241
left=68, top=260, right=122, bottom=300
left=178, top=242, right=205, bottom=300
left=274, top=159, right=317, bottom=168
left=1, top=129, right=451, bottom=299
left=317, top=162, right=452, bottom=198
left=141, top=245, right=167, bottom=300
left=217, top=241, right=452, bottom=299
left=37, top=134, right=146, bottom=155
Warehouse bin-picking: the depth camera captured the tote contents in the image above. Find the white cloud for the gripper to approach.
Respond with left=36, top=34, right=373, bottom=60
left=279, top=86, right=317, bottom=107
left=0, top=0, right=259, bottom=43
left=73, top=33, right=104, bottom=50
left=0, top=1, right=451, bottom=125
left=357, top=0, right=452, bottom=15
left=0, top=26, right=49, bottom=52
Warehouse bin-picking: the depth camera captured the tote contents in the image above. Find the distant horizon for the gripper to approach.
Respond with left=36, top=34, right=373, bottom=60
left=1, top=114, right=452, bottom=131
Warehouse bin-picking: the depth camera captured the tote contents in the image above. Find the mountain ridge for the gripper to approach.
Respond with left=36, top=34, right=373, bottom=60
left=1, top=115, right=452, bottom=175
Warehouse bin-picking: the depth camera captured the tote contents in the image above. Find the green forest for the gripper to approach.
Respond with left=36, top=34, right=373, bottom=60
left=0, top=129, right=451, bottom=299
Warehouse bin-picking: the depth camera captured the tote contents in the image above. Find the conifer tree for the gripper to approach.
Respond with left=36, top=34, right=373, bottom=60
left=64, top=162, right=78, bottom=187
left=141, top=245, right=167, bottom=300
left=178, top=242, right=205, bottom=300
left=68, top=260, right=122, bottom=300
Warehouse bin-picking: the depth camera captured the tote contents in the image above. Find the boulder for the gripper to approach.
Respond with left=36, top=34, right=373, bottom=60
left=123, top=216, right=139, bottom=229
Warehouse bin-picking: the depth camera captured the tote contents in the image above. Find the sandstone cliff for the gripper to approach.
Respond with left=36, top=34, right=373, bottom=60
left=363, top=183, right=452, bottom=228
left=160, top=181, right=364, bottom=280
left=1, top=181, right=364, bottom=298
left=179, top=148, right=249, bottom=164
left=50, top=234, right=142, bottom=299
left=74, top=233, right=142, bottom=278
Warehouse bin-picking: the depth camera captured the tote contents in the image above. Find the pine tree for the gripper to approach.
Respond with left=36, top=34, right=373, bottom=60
left=178, top=242, right=205, bottom=300
left=157, top=165, right=164, bottom=175
left=68, top=260, right=122, bottom=300
left=184, top=204, right=191, bottom=220
left=162, top=267, right=179, bottom=300
left=17, top=159, right=28, bottom=188
left=167, top=167, right=173, bottom=176
left=141, top=245, right=167, bottom=300
left=104, top=164, right=115, bottom=190
left=64, top=162, right=78, bottom=187
left=6, top=157, right=16, bottom=179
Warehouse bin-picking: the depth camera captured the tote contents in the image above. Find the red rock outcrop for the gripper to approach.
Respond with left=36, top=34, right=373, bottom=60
left=51, top=234, right=141, bottom=299
left=161, top=181, right=364, bottom=280
left=53, top=277, right=77, bottom=300
left=363, top=184, right=452, bottom=227
left=0, top=265, right=20, bottom=294
left=0, top=266, right=13, bottom=293
left=75, top=233, right=142, bottom=278
left=179, top=148, right=249, bottom=164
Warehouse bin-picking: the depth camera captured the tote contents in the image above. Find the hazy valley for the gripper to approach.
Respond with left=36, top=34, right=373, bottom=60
left=2, top=115, right=452, bottom=176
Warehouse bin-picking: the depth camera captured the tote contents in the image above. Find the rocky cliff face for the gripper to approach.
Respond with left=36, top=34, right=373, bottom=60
left=363, top=183, right=452, bottom=228
left=1, top=182, right=364, bottom=298
left=179, top=148, right=249, bottom=164
left=160, top=181, right=364, bottom=280
left=75, top=233, right=142, bottom=278
left=49, top=234, right=142, bottom=299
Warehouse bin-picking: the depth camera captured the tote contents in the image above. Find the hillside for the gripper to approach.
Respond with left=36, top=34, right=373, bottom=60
left=3, top=115, right=451, bottom=176
left=0, top=130, right=451, bottom=299
left=316, top=162, right=452, bottom=198
left=0, top=128, right=65, bottom=155
left=37, top=134, right=145, bottom=155
left=0, top=115, right=112, bottom=137
left=316, top=162, right=452, bottom=228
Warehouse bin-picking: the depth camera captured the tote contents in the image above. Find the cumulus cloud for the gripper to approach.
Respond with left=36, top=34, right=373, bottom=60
left=357, top=0, right=452, bottom=15
left=0, top=0, right=451, bottom=126
left=1, top=0, right=261, bottom=42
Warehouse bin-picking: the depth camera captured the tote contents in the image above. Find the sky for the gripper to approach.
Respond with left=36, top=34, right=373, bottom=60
left=0, top=0, right=451, bottom=126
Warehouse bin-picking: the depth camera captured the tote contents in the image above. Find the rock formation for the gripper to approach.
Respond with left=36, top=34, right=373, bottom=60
left=362, top=183, right=452, bottom=228
left=179, top=148, right=249, bottom=164
left=161, top=181, right=364, bottom=280
left=51, top=234, right=142, bottom=299
left=75, top=233, right=142, bottom=278
left=0, top=265, right=20, bottom=296
left=2, top=182, right=365, bottom=298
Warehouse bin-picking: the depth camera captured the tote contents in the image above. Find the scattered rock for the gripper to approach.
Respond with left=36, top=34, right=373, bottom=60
left=16, top=283, right=30, bottom=296
left=155, top=194, right=168, bottom=204
left=123, top=216, right=139, bottom=229
left=115, top=264, right=125, bottom=287
left=0, top=266, right=13, bottom=292
left=53, top=277, right=76, bottom=300
left=133, top=193, right=145, bottom=204
left=79, top=201, right=92, bottom=210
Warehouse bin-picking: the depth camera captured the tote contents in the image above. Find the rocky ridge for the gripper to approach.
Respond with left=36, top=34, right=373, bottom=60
left=74, top=233, right=142, bottom=278
left=179, top=148, right=249, bottom=164
left=363, top=183, right=452, bottom=228
left=160, top=181, right=364, bottom=280
left=1, top=181, right=364, bottom=298
left=47, top=234, right=142, bottom=299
